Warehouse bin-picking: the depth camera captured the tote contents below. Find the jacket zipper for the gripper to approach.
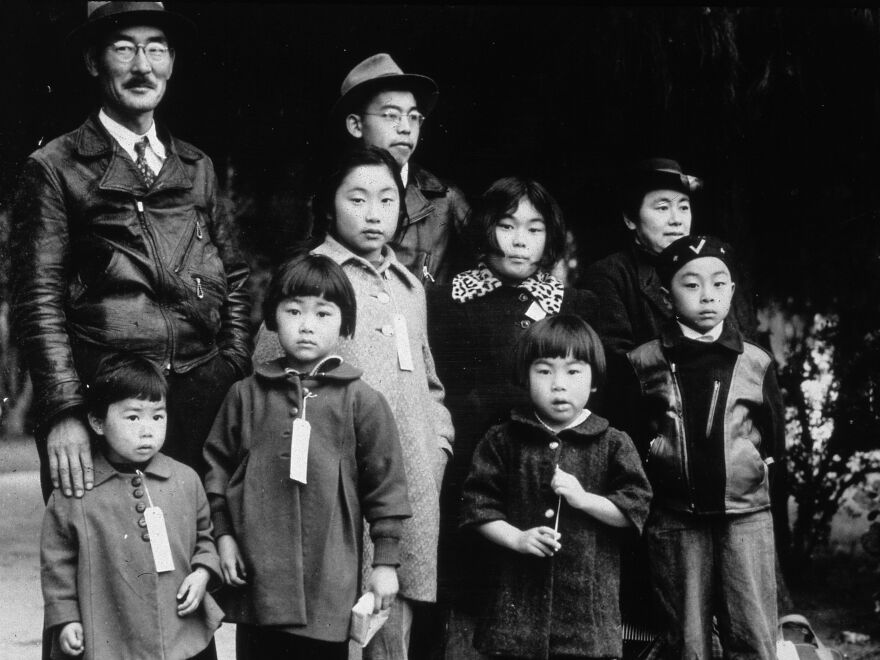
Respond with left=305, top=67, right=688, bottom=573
left=135, top=198, right=174, bottom=373
left=669, top=362, right=695, bottom=509
left=192, top=275, right=204, bottom=299
left=173, top=217, right=203, bottom=274
left=706, top=380, right=721, bottom=438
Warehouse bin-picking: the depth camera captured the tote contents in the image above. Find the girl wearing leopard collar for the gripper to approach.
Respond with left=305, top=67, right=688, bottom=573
left=427, top=176, right=597, bottom=658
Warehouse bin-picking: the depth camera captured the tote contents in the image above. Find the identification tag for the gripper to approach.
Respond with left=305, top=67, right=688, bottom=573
left=144, top=506, right=175, bottom=573
left=289, top=418, right=311, bottom=483
left=525, top=302, right=547, bottom=321
left=393, top=313, right=414, bottom=372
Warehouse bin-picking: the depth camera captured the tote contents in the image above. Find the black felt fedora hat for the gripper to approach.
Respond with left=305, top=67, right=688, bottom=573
left=626, top=157, right=703, bottom=195
left=67, top=2, right=196, bottom=48
left=332, top=53, right=439, bottom=119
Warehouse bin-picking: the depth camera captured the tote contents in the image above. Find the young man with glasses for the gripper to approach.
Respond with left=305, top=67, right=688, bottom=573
left=12, top=2, right=252, bottom=512
left=337, top=53, right=470, bottom=286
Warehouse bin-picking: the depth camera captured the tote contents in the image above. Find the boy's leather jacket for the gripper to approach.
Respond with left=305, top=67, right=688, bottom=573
left=12, top=114, right=251, bottom=431
left=626, top=324, right=782, bottom=515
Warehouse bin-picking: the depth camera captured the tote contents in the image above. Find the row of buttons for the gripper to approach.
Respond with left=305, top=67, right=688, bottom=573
left=130, top=475, right=150, bottom=542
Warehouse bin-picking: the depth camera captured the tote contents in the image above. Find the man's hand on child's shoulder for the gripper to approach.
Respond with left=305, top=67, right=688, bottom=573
left=176, top=566, right=211, bottom=617
left=59, top=621, right=84, bottom=656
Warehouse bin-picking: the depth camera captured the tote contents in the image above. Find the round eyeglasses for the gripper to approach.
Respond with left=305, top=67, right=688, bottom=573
left=363, top=110, right=426, bottom=128
left=108, top=40, right=171, bottom=64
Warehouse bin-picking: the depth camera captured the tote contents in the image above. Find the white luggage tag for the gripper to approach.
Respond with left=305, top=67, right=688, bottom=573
left=393, top=313, right=414, bottom=372
left=290, top=392, right=316, bottom=483
left=136, top=470, right=174, bottom=573
left=525, top=301, right=547, bottom=322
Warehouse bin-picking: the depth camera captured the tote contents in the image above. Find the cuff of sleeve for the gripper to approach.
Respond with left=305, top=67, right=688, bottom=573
left=371, top=536, right=401, bottom=567
left=44, top=602, right=81, bottom=631
left=209, top=495, right=233, bottom=538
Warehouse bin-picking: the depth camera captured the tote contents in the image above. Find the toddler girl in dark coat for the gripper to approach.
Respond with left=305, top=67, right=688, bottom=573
left=460, top=315, right=651, bottom=659
left=203, top=253, right=412, bottom=659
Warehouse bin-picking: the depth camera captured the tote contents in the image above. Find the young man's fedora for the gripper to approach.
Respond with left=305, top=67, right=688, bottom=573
left=332, top=53, right=439, bottom=118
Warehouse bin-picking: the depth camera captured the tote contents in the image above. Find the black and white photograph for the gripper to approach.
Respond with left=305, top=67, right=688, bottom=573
left=2, top=4, right=880, bottom=659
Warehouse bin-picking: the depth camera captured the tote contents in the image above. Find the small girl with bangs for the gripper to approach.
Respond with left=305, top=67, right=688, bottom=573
left=427, top=177, right=597, bottom=656
left=460, top=315, right=651, bottom=659
left=252, top=147, right=454, bottom=658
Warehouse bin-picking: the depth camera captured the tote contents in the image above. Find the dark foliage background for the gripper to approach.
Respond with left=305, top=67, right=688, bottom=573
left=3, top=4, right=880, bottom=309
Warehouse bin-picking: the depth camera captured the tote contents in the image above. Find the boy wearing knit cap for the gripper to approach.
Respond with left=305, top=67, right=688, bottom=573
left=625, top=235, right=782, bottom=659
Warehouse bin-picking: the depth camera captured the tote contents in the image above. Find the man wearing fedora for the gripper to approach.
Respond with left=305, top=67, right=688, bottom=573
left=337, top=53, right=470, bottom=287
left=12, top=1, right=252, bottom=509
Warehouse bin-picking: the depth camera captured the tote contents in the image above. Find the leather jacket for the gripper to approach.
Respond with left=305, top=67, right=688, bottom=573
left=393, top=163, right=470, bottom=286
left=626, top=324, right=780, bottom=515
left=12, top=114, right=252, bottom=432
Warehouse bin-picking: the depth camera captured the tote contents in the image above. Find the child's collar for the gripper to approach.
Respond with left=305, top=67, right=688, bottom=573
left=510, top=406, right=608, bottom=438
left=661, top=319, right=744, bottom=353
left=91, top=451, right=174, bottom=488
left=313, top=235, right=417, bottom=289
left=254, top=355, right=363, bottom=382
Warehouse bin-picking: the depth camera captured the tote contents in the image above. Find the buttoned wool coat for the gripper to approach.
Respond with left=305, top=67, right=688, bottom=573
left=460, top=409, right=652, bottom=659
left=252, top=236, right=454, bottom=603
left=202, top=357, right=411, bottom=640
left=41, top=452, right=223, bottom=660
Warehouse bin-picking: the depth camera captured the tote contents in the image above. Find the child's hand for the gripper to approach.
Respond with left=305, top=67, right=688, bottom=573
left=218, top=534, right=247, bottom=586
left=552, top=467, right=589, bottom=509
left=366, top=565, right=399, bottom=613
left=59, top=621, right=84, bottom=656
left=177, top=567, right=210, bottom=617
left=514, top=526, right=561, bottom=557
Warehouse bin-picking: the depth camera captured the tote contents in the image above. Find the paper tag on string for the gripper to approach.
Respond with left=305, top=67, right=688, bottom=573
left=144, top=507, right=175, bottom=572
left=525, top=302, right=547, bottom=321
left=393, top=314, right=414, bottom=372
left=289, top=418, right=311, bottom=483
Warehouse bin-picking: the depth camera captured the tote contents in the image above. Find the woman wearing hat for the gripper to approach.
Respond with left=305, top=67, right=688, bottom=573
left=583, top=158, right=756, bottom=358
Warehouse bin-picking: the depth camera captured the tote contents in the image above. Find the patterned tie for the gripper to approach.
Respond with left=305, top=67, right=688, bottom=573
left=134, top=137, right=156, bottom=187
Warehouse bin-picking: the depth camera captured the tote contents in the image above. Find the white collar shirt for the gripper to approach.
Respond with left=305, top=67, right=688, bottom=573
left=99, top=109, right=166, bottom=175
left=678, top=320, right=724, bottom=343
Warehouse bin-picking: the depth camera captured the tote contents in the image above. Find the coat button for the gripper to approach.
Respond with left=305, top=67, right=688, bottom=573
left=290, top=407, right=299, bottom=417
left=520, top=320, right=531, bottom=328
left=131, top=476, right=142, bottom=487
left=133, top=489, right=144, bottom=498
left=138, top=517, right=147, bottom=528
left=549, top=441, right=559, bottom=450
left=519, top=293, right=529, bottom=302
left=381, top=325, right=395, bottom=336
left=142, top=532, right=151, bottom=542
left=136, top=503, right=146, bottom=513
left=544, top=508, right=555, bottom=519
left=377, top=292, right=391, bottom=304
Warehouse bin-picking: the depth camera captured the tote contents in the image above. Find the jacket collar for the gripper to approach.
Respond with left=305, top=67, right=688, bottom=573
left=660, top=318, right=744, bottom=353
left=91, top=450, right=175, bottom=488
left=254, top=355, right=363, bottom=382
left=313, top=235, right=417, bottom=289
left=510, top=406, right=610, bottom=438
left=404, top=162, right=446, bottom=226
left=629, top=242, right=673, bottom=318
left=409, top=162, right=447, bottom=195
left=73, top=113, right=201, bottom=195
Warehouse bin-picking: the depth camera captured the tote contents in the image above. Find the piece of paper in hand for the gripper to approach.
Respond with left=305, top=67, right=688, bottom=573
left=349, top=592, right=390, bottom=646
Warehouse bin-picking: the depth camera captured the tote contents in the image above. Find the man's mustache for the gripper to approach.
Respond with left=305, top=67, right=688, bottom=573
left=124, top=78, right=157, bottom=90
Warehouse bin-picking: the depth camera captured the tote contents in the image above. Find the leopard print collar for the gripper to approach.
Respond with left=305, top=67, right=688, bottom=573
left=451, top=263, right=564, bottom=315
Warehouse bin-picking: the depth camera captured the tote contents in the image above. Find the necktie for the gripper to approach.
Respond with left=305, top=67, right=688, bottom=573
left=134, top=137, right=156, bottom=187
